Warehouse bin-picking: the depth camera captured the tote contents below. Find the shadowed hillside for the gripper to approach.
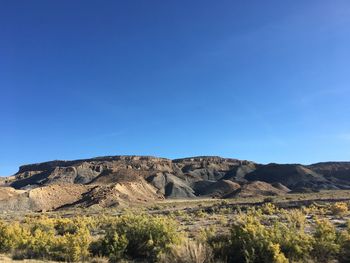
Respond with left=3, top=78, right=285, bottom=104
left=0, top=155, right=349, bottom=211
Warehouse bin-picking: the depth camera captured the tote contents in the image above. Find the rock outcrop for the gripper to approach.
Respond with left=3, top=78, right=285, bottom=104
left=0, top=155, right=349, bottom=211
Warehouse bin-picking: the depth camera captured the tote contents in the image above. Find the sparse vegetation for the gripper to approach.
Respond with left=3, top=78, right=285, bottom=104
left=159, top=239, right=213, bottom=263
left=1, top=201, right=350, bottom=262
left=330, top=202, right=349, bottom=216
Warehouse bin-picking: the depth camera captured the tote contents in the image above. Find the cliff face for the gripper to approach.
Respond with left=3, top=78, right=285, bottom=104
left=9, top=156, right=255, bottom=194
left=307, top=162, right=350, bottom=181
left=0, top=155, right=350, bottom=211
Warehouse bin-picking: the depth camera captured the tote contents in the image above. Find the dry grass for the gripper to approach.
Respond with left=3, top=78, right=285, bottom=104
left=159, top=239, right=213, bottom=263
left=0, top=255, right=60, bottom=262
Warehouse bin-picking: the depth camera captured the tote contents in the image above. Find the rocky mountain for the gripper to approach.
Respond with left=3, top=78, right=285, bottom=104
left=307, top=162, right=350, bottom=182
left=0, top=155, right=349, bottom=211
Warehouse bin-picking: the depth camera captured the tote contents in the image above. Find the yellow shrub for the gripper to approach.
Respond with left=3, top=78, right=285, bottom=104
left=26, top=228, right=55, bottom=258
left=261, top=203, right=277, bottom=215
left=330, top=202, right=348, bottom=216
left=0, top=221, right=30, bottom=253
left=230, top=215, right=288, bottom=263
left=312, top=218, right=341, bottom=262
left=65, top=227, right=92, bottom=262
left=100, top=213, right=181, bottom=261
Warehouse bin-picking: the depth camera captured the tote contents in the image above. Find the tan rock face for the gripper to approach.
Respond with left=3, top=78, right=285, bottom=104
left=1, top=155, right=350, bottom=211
left=228, top=181, right=289, bottom=198
left=0, top=184, right=92, bottom=211
left=0, top=187, right=25, bottom=201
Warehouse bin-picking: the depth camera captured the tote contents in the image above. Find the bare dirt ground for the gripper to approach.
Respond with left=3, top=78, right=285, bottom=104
left=0, top=255, right=61, bottom=263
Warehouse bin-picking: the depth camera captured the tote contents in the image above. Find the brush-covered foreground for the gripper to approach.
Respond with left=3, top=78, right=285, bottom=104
left=2, top=198, right=350, bottom=262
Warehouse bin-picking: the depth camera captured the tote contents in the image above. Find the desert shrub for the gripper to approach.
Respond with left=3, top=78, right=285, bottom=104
left=220, top=200, right=229, bottom=206
left=218, top=207, right=232, bottom=214
left=338, top=232, right=350, bottom=263
left=198, top=225, right=231, bottom=260
left=263, top=197, right=275, bottom=203
left=273, top=221, right=313, bottom=261
left=194, top=209, right=207, bottom=218
left=216, top=214, right=228, bottom=225
left=150, top=205, right=162, bottom=211
left=302, top=203, right=327, bottom=215
left=95, top=215, right=117, bottom=232
left=283, top=209, right=306, bottom=229
left=203, top=211, right=288, bottom=262
left=25, top=228, right=56, bottom=259
left=0, top=221, right=14, bottom=253
left=179, top=212, right=192, bottom=222
left=0, top=220, right=15, bottom=252
left=312, top=218, right=341, bottom=262
left=198, top=226, right=216, bottom=243
left=0, top=219, right=59, bottom=260
left=0, top=217, right=93, bottom=262
left=3, top=205, right=350, bottom=262
left=55, top=218, right=79, bottom=235
left=0, top=221, right=30, bottom=253
left=159, top=239, right=213, bottom=263
left=261, top=202, right=277, bottom=215
left=229, top=214, right=288, bottom=263
left=29, top=216, right=55, bottom=230
left=245, top=206, right=263, bottom=218
left=206, top=233, right=231, bottom=261
left=330, top=202, right=349, bottom=216
left=339, top=241, right=350, bottom=263
left=64, top=226, right=92, bottom=262
left=100, top=214, right=181, bottom=261
left=272, top=208, right=314, bottom=260
left=173, top=209, right=187, bottom=217
left=99, top=232, right=128, bottom=262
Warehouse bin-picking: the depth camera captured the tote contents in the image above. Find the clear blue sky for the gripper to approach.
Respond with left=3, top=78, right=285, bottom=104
left=1, top=1, right=350, bottom=176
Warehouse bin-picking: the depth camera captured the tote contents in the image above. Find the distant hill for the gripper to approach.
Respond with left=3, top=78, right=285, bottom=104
left=307, top=162, right=350, bottom=182
left=0, top=155, right=349, bottom=211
